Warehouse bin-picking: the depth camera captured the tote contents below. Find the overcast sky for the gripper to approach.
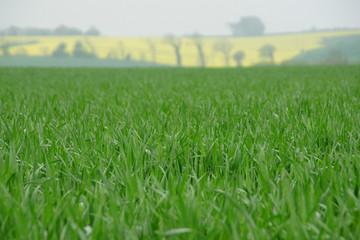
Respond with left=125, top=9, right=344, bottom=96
left=1, top=0, right=360, bottom=36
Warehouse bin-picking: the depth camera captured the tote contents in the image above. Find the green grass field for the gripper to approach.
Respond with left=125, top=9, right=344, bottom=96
left=1, top=66, right=360, bottom=239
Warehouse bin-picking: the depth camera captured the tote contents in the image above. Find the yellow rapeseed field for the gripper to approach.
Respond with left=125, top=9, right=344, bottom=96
left=3, top=30, right=360, bottom=67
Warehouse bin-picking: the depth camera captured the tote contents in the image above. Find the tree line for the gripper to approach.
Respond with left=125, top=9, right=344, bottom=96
left=0, top=16, right=261, bottom=37
left=51, top=40, right=97, bottom=58
left=164, top=34, right=275, bottom=67
left=161, top=16, right=272, bottom=67
left=0, top=16, right=276, bottom=65
left=0, top=36, right=275, bottom=66
left=0, top=25, right=100, bottom=36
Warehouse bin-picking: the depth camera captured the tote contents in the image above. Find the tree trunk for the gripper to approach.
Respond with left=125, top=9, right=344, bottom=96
left=175, top=47, right=182, bottom=67
left=197, top=45, right=205, bottom=67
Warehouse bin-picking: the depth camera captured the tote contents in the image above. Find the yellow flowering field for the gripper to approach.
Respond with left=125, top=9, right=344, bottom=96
left=2, top=30, right=360, bottom=67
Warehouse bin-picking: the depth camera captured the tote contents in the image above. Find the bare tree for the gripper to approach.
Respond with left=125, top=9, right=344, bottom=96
left=190, top=33, right=206, bottom=67
left=84, top=38, right=98, bottom=58
left=106, top=41, right=126, bottom=60
left=233, top=50, right=246, bottom=67
left=147, top=39, right=157, bottom=63
left=118, top=41, right=126, bottom=59
left=164, top=34, right=182, bottom=67
left=259, top=44, right=276, bottom=64
left=213, top=39, right=233, bottom=67
left=0, top=38, right=12, bottom=56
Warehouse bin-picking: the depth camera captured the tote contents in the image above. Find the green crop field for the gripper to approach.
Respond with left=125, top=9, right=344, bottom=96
left=0, top=66, right=360, bottom=239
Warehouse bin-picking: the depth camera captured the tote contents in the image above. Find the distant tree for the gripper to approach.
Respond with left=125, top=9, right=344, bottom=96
left=23, top=28, right=52, bottom=36
left=0, top=39, right=11, bottom=56
left=52, top=42, right=69, bottom=57
left=0, top=38, right=23, bottom=56
left=5, top=26, right=22, bottom=36
left=83, top=38, right=97, bottom=57
left=229, top=16, right=265, bottom=37
left=140, top=51, right=146, bottom=62
left=118, top=41, right=127, bottom=59
left=54, top=25, right=82, bottom=36
left=259, top=44, right=276, bottom=64
left=233, top=50, right=245, bottom=67
left=0, top=38, right=39, bottom=56
left=190, top=33, right=206, bottom=67
left=85, top=27, right=101, bottom=36
left=106, top=41, right=126, bottom=60
left=125, top=53, right=132, bottom=61
left=72, top=41, right=96, bottom=58
left=147, top=39, right=157, bottom=63
left=213, top=39, right=233, bottom=67
left=164, top=34, right=182, bottom=67
left=1, top=25, right=92, bottom=36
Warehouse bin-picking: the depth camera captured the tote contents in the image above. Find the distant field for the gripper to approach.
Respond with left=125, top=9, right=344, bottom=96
left=2, top=30, right=360, bottom=67
left=0, top=56, right=167, bottom=68
left=1, top=66, right=360, bottom=239
left=288, top=34, right=360, bottom=65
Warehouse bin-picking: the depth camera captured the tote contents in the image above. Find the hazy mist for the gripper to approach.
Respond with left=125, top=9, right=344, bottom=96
left=1, top=0, right=360, bottom=36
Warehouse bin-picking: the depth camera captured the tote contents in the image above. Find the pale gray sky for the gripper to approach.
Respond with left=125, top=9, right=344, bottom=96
left=1, top=0, right=359, bottom=36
